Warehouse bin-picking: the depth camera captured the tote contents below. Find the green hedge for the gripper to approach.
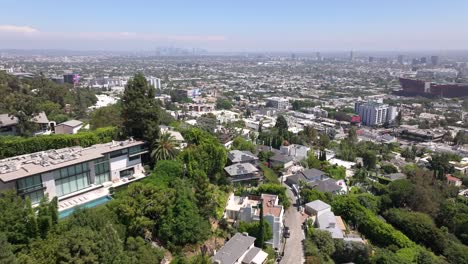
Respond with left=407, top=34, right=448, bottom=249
left=0, top=127, right=118, bottom=159
left=332, top=195, right=415, bottom=249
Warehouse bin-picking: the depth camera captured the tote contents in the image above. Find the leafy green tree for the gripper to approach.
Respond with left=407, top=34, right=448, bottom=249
left=90, top=104, right=122, bottom=129
left=318, top=133, right=330, bottom=149
left=348, top=127, right=358, bottom=144
left=216, top=98, right=233, bottom=110
left=109, top=183, right=174, bottom=238
left=309, top=229, right=335, bottom=260
left=333, top=240, right=370, bottom=264
left=124, top=236, right=165, bottom=264
left=231, top=136, right=256, bottom=153
left=238, top=221, right=272, bottom=248
left=178, top=129, right=227, bottom=183
left=307, top=152, right=321, bottom=169
left=0, top=233, right=17, bottom=264
left=362, top=151, right=377, bottom=170
left=454, top=131, right=468, bottom=145
left=258, top=151, right=274, bottom=162
left=196, top=113, right=217, bottom=134
left=275, top=115, right=288, bottom=133
left=337, top=139, right=356, bottom=161
left=300, top=187, right=332, bottom=204
left=429, top=153, right=455, bottom=180
left=324, top=164, right=346, bottom=180
left=387, top=179, right=415, bottom=207
left=121, top=73, right=161, bottom=142
left=381, top=164, right=398, bottom=174
left=151, top=132, right=179, bottom=162
left=3, top=92, right=40, bottom=136
left=0, top=191, right=39, bottom=246
left=383, top=208, right=448, bottom=255
left=158, top=179, right=210, bottom=246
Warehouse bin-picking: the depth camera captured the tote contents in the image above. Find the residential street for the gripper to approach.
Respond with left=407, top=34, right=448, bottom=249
left=280, top=184, right=305, bottom=264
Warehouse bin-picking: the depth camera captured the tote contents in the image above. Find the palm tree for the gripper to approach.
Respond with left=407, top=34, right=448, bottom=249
left=151, top=132, right=179, bottom=162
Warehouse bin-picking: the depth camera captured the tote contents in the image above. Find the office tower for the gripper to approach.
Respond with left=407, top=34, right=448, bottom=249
left=266, top=97, right=289, bottom=110
left=349, top=51, right=354, bottom=61
left=355, top=101, right=398, bottom=126
left=368, top=56, right=374, bottom=63
left=431, top=55, right=439, bottom=66
left=147, top=77, right=162, bottom=89
left=316, top=52, right=322, bottom=61
left=63, top=74, right=80, bottom=85
left=420, top=57, right=427, bottom=64
left=397, top=54, right=404, bottom=64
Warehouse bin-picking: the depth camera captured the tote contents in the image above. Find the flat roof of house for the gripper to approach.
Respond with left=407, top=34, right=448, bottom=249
left=57, top=120, right=83, bottom=128
left=261, top=194, right=283, bottom=218
left=228, top=150, right=258, bottom=163
left=0, top=140, right=145, bottom=183
left=305, top=200, right=331, bottom=213
left=212, top=233, right=256, bottom=264
left=224, top=163, right=259, bottom=176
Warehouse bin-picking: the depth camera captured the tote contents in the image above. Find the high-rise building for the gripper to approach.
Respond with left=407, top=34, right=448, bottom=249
left=349, top=51, right=354, bottom=61
left=316, top=52, right=322, bottom=61
left=368, top=56, right=374, bottom=63
left=266, top=97, right=289, bottom=110
left=63, top=74, right=80, bottom=85
left=355, top=101, right=398, bottom=126
left=431, top=55, right=439, bottom=66
left=397, top=54, right=404, bottom=64
left=420, top=57, right=427, bottom=64
left=147, top=77, right=161, bottom=89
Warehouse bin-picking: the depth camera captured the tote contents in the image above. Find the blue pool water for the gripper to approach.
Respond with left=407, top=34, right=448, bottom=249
left=59, top=195, right=112, bottom=219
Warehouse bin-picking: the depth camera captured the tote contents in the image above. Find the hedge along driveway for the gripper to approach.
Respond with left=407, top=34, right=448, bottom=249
left=0, top=127, right=117, bottom=159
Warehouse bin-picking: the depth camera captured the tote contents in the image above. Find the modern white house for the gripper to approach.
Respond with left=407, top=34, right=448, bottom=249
left=0, top=139, right=148, bottom=208
left=55, top=120, right=83, bottom=134
left=224, top=193, right=284, bottom=250
left=305, top=200, right=364, bottom=242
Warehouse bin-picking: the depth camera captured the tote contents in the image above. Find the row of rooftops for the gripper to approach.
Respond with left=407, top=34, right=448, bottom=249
left=0, top=139, right=146, bottom=183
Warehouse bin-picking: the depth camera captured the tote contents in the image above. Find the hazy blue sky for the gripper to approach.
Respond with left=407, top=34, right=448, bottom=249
left=0, top=0, right=467, bottom=51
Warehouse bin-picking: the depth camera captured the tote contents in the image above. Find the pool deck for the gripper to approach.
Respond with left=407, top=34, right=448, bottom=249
left=58, top=173, right=146, bottom=212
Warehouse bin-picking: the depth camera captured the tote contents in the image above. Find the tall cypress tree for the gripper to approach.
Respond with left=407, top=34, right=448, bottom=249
left=121, top=73, right=161, bottom=143
left=258, top=201, right=264, bottom=248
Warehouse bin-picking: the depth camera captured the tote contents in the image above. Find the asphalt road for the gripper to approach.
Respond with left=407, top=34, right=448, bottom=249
left=280, top=185, right=305, bottom=264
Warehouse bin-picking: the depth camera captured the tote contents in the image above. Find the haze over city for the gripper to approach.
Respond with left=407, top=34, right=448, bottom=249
left=1, top=0, right=468, bottom=52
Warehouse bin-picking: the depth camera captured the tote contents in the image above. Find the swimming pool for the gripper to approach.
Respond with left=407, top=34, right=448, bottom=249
left=59, top=195, right=113, bottom=219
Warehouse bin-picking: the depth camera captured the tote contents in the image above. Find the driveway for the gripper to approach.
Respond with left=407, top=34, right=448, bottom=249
left=280, top=184, right=305, bottom=264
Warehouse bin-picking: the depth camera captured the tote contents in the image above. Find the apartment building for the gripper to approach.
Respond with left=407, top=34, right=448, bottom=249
left=354, top=101, right=398, bottom=126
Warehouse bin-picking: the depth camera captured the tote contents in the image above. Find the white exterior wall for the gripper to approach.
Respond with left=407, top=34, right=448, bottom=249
left=109, top=155, right=142, bottom=181
left=41, top=171, right=57, bottom=198
left=316, top=207, right=332, bottom=217
left=55, top=125, right=83, bottom=135
left=265, top=214, right=284, bottom=250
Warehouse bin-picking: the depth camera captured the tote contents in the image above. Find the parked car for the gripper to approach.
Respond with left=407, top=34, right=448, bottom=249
left=284, top=226, right=290, bottom=238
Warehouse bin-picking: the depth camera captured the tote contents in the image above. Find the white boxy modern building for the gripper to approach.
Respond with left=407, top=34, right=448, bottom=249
left=0, top=139, right=148, bottom=206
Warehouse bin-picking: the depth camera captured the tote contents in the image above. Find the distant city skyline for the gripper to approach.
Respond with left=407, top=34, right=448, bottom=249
left=1, top=0, right=468, bottom=52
